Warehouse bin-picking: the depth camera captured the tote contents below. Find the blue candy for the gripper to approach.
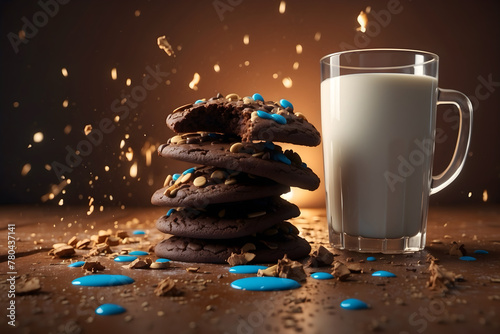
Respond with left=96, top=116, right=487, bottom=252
left=271, top=113, right=287, bottom=124
left=194, top=99, right=205, bottom=104
left=372, top=270, right=396, bottom=277
left=279, top=99, right=293, bottom=111
left=340, top=298, right=369, bottom=310
left=95, top=303, right=126, bottom=316
left=167, top=208, right=176, bottom=217
left=129, top=251, right=149, bottom=256
left=257, top=110, right=272, bottom=120
left=182, top=167, right=196, bottom=175
left=311, top=272, right=334, bottom=280
left=257, top=110, right=286, bottom=125
left=274, top=153, right=291, bottom=165
left=264, top=141, right=275, bottom=150
left=156, top=258, right=171, bottom=263
left=252, top=93, right=264, bottom=102
left=172, top=173, right=181, bottom=181
left=114, top=255, right=138, bottom=263
left=68, top=261, right=85, bottom=268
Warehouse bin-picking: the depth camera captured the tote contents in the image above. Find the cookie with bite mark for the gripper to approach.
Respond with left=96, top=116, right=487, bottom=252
left=166, top=93, right=321, bottom=147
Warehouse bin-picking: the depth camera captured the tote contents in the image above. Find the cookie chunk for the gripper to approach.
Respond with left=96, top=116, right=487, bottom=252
left=156, top=197, right=300, bottom=239
left=166, top=93, right=321, bottom=147
left=154, top=222, right=311, bottom=264
left=151, top=166, right=290, bottom=207
left=158, top=133, right=320, bottom=191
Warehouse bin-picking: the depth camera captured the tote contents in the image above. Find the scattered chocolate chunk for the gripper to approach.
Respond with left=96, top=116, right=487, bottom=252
left=128, top=258, right=153, bottom=269
left=105, top=236, right=121, bottom=246
left=154, top=278, right=183, bottom=297
left=346, top=263, right=363, bottom=273
left=226, top=252, right=256, bottom=266
left=426, top=253, right=439, bottom=263
left=75, top=238, right=91, bottom=250
left=448, top=242, right=467, bottom=256
left=82, top=261, right=105, bottom=273
left=17, top=277, right=41, bottom=295
left=332, top=261, right=351, bottom=281
left=277, top=255, right=306, bottom=282
left=307, top=245, right=335, bottom=267
left=52, top=243, right=67, bottom=249
left=67, top=236, right=78, bottom=247
left=150, top=261, right=170, bottom=269
left=257, top=265, right=278, bottom=277
left=116, top=230, right=129, bottom=239
left=49, top=244, right=75, bottom=258
left=427, top=260, right=457, bottom=291
left=87, top=243, right=113, bottom=257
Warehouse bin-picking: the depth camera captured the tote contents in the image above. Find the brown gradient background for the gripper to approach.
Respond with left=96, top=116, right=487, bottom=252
left=1, top=0, right=499, bottom=209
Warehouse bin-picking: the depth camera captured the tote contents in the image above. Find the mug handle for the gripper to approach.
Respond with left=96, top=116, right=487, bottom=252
left=430, top=88, right=473, bottom=195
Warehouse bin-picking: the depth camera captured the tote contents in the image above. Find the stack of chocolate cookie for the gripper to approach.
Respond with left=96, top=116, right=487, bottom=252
left=152, top=93, right=321, bottom=263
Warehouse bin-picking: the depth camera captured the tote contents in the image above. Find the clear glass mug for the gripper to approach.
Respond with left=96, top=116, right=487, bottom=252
left=320, top=49, right=473, bottom=253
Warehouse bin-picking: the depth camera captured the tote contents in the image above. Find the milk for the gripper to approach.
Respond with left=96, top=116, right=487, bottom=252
left=321, top=73, right=438, bottom=239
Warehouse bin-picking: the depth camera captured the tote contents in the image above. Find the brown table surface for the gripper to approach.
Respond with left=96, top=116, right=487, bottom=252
left=0, top=204, right=499, bottom=334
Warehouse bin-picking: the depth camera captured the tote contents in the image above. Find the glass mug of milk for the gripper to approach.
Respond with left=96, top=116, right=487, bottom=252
left=320, top=49, right=472, bottom=253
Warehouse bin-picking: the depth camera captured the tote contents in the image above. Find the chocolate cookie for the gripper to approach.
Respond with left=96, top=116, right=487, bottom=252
left=166, top=93, right=321, bottom=147
left=154, top=222, right=311, bottom=264
left=158, top=133, right=320, bottom=191
left=156, top=197, right=300, bottom=239
left=151, top=166, right=290, bottom=208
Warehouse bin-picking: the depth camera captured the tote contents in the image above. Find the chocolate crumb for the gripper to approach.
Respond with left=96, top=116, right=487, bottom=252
left=87, top=243, right=113, bottom=257
left=116, top=230, right=129, bottom=239
left=82, top=261, right=105, bottom=273
left=306, top=246, right=335, bottom=267
left=426, top=253, right=439, bottom=263
left=17, top=277, right=41, bottom=295
left=277, top=255, right=307, bottom=282
left=67, top=236, right=78, bottom=247
left=257, top=265, right=278, bottom=277
left=427, top=260, right=457, bottom=291
left=49, top=244, right=75, bottom=258
left=226, top=252, right=255, bottom=266
left=150, top=261, right=170, bottom=269
left=75, top=238, right=91, bottom=249
left=154, top=277, right=183, bottom=297
left=448, top=241, right=467, bottom=256
left=346, top=263, right=363, bottom=273
left=128, top=258, right=152, bottom=269
left=332, top=262, right=351, bottom=281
